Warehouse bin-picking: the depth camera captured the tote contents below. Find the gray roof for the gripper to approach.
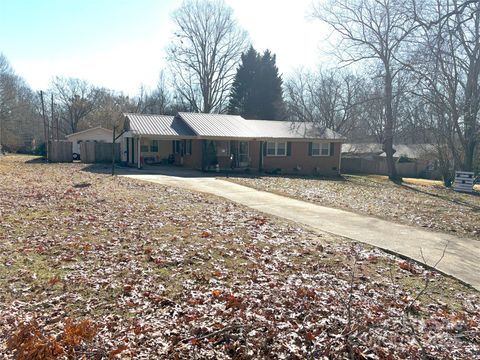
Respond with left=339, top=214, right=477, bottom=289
left=379, top=144, right=435, bottom=159
left=178, top=112, right=255, bottom=138
left=124, top=112, right=345, bottom=140
left=247, top=119, right=344, bottom=140
left=342, top=143, right=383, bottom=155
left=125, top=113, right=196, bottom=137
left=178, top=112, right=344, bottom=140
left=65, top=126, right=112, bottom=138
left=342, top=143, right=435, bottom=159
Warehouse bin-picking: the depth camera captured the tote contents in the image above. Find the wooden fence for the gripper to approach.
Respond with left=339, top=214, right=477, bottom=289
left=80, top=142, right=120, bottom=163
left=48, top=141, right=72, bottom=163
left=342, top=157, right=439, bottom=179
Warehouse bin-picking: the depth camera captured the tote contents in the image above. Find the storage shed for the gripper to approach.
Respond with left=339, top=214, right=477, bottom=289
left=65, top=126, right=114, bottom=159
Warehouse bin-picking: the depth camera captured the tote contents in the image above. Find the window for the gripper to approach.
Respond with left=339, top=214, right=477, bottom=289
left=266, top=142, right=288, bottom=156
left=267, top=142, right=276, bottom=155
left=174, top=140, right=192, bottom=155
left=140, top=139, right=149, bottom=152
left=215, top=141, right=230, bottom=156
left=150, top=140, right=159, bottom=152
left=311, top=142, right=330, bottom=156
left=185, top=140, right=192, bottom=155
left=174, top=140, right=183, bottom=154
left=277, top=142, right=286, bottom=156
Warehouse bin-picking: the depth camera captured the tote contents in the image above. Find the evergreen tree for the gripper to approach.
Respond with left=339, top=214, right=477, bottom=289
left=228, top=47, right=285, bottom=119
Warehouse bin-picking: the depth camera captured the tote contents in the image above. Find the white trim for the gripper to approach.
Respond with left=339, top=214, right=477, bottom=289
left=266, top=141, right=288, bottom=157
left=311, top=142, right=330, bottom=157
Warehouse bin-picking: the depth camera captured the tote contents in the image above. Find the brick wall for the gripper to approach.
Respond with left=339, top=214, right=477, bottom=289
left=251, top=141, right=341, bottom=176
left=167, top=139, right=342, bottom=176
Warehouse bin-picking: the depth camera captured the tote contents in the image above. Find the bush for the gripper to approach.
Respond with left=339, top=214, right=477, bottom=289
left=16, top=146, right=34, bottom=155
left=34, top=142, right=46, bottom=156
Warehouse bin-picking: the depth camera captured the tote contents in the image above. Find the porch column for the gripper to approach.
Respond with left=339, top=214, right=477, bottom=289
left=137, top=136, right=141, bottom=169
left=259, top=141, right=264, bottom=171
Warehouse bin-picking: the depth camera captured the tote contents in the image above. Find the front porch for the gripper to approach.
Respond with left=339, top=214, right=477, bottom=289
left=122, top=137, right=261, bottom=171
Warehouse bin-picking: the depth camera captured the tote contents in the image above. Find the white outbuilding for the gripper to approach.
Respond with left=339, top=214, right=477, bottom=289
left=65, top=126, right=114, bottom=160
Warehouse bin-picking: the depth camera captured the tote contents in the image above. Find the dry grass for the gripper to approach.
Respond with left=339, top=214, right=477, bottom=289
left=0, top=155, right=479, bottom=359
left=226, top=173, right=480, bottom=238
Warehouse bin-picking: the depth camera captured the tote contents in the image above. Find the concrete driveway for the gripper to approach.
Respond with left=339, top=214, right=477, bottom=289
left=123, top=172, right=480, bottom=291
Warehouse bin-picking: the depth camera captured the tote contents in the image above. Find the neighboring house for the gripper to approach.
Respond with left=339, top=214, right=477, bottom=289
left=121, top=112, right=345, bottom=175
left=65, top=126, right=114, bottom=159
left=341, top=143, right=439, bottom=179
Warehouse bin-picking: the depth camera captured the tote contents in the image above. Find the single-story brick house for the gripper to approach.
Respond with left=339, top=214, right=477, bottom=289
left=121, top=112, right=345, bottom=175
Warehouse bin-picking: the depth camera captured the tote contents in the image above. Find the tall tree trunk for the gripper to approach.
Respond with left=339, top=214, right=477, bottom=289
left=462, top=62, right=479, bottom=171
left=383, top=69, right=398, bottom=180
left=463, top=128, right=476, bottom=171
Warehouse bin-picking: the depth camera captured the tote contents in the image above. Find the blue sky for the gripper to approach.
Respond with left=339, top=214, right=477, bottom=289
left=0, top=0, right=328, bottom=95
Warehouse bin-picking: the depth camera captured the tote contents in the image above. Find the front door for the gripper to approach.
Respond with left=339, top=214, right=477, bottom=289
left=229, top=141, right=250, bottom=168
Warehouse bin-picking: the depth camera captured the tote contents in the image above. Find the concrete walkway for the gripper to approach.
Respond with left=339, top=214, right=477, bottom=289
left=123, top=174, right=480, bottom=291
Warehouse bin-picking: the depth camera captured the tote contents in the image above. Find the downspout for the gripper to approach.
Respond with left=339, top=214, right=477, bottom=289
left=137, top=136, right=141, bottom=169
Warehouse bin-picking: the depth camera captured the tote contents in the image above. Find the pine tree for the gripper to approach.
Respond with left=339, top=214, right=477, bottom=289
left=257, top=50, right=284, bottom=120
left=228, top=47, right=285, bottom=119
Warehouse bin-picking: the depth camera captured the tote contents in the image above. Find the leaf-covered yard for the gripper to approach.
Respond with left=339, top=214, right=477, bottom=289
left=0, top=156, right=479, bottom=359
left=226, top=174, right=480, bottom=238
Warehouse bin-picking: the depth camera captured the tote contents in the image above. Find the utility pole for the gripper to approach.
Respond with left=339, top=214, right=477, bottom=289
left=39, top=90, right=48, bottom=160
left=51, top=93, right=58, bottom=140
left=112, top=114, right=126, bottom=176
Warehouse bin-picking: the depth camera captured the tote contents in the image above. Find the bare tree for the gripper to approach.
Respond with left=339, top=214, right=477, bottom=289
left=284, top=68, right=365, bottom=137
left=135, top=71, right=172, bottom=115
left=412, top=0, right=480, bottom=172
left=314, top=0, right=418, bottom=180
left=167, top=0, right=248, bottom=113
left=51, top=77, right=100, bottom=134
left=0, top=54, right=42, bottom=152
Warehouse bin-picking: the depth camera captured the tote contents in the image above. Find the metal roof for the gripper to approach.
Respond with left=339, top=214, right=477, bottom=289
left=178, top=112, right=344, bottom=140
left=124, top=112, right=345, bottom=140
left=124, top=113, right=196, bottom=137
left=245, top=119, right=345, bottom=140
left=178, top=112, right=254, bottom=138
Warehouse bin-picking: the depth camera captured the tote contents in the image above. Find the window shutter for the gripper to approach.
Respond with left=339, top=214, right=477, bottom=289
left=308, top=142, right=312, bottom=156
left=330, top=142, right=334, bottom=156
left=263, top=142, right=267, bottom=156
left=287, top=142, right=292, bottom=156
left=172, top=140, right=175, bottom=153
